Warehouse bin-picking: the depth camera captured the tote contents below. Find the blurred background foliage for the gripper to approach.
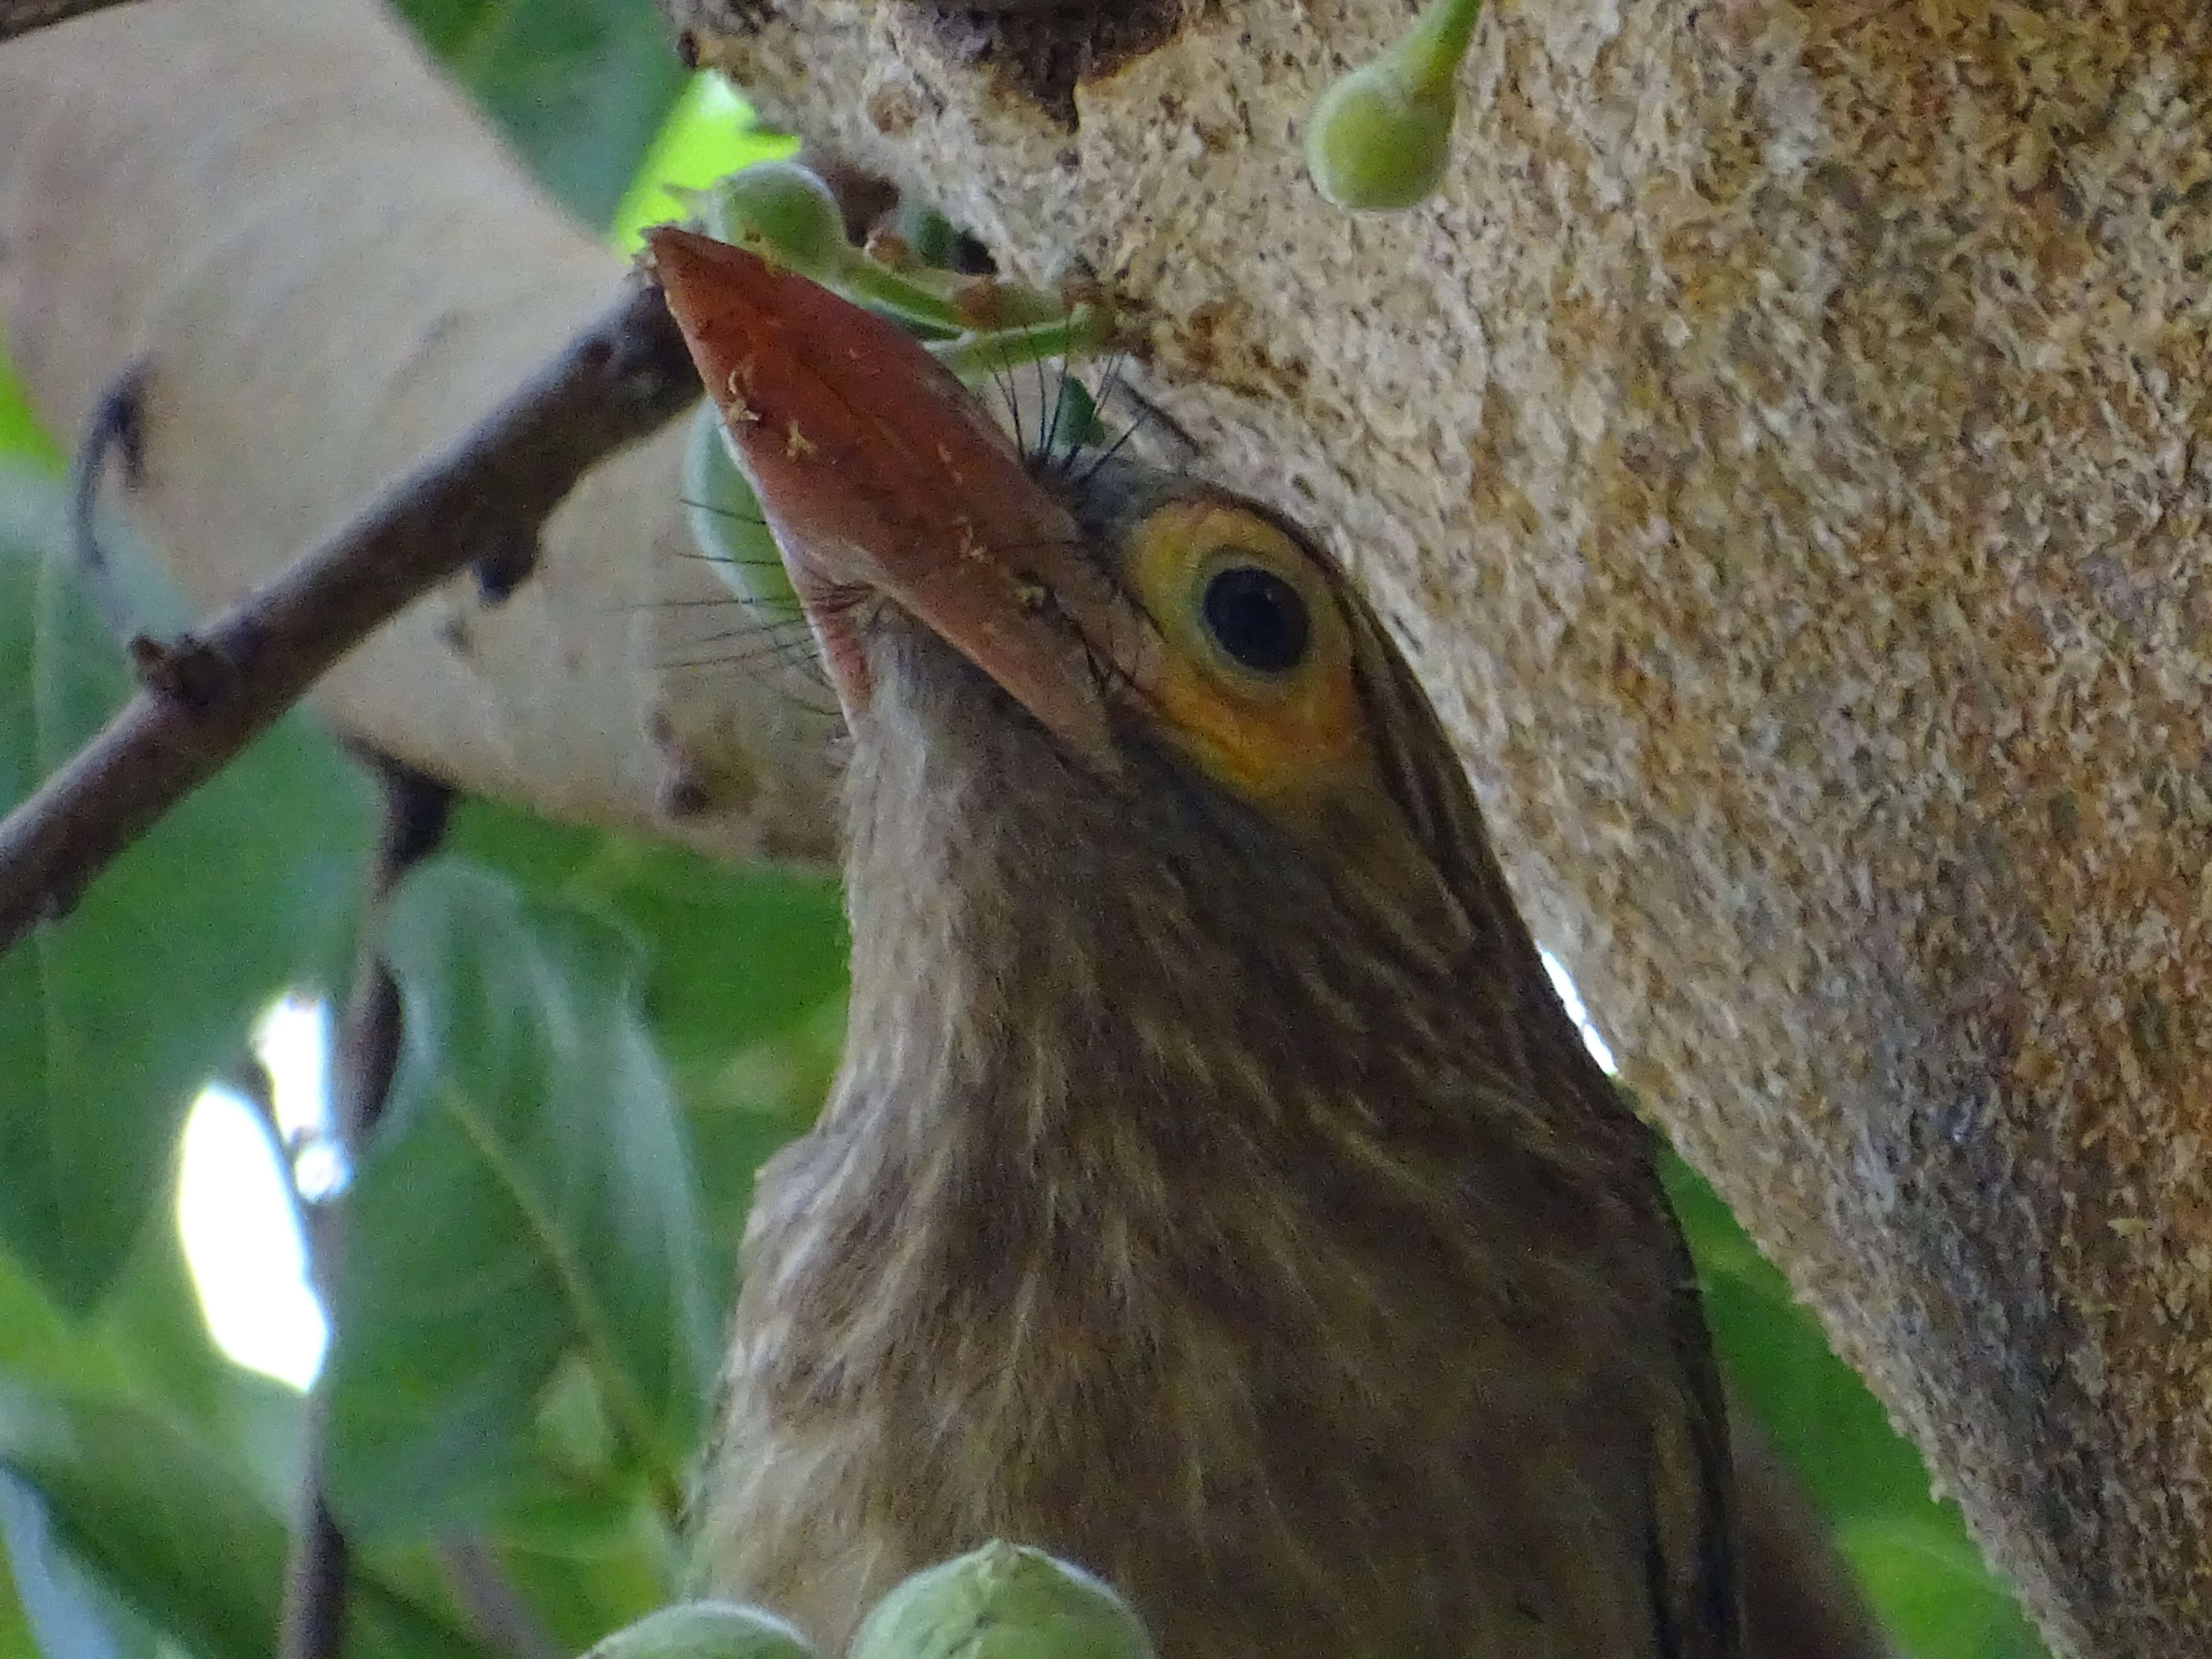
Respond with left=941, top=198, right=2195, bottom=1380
left=0, top=3, right=2044, bottom=1657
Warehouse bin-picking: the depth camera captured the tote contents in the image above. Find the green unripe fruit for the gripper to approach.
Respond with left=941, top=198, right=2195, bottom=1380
left=1304, top=0, right=1483, bottom=212
left=848, top=1542, right=1156, bottom=1659
left=694, top=160, right=851, bottom=279
left=1303, top=62, right=1456, bottom=211
left=585, top=1602, right=818, bottom=1659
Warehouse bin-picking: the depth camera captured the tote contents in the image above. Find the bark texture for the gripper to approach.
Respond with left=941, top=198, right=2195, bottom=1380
left=6, top=0, right=2212, bottom=1652
left=672, top=1, right=2209, bottom=1653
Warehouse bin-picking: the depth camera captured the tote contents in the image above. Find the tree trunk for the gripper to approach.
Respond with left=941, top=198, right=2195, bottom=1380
left=664, top=2, right=2212, bottom=1650
left=8, top=0, right=2211, bottom=1651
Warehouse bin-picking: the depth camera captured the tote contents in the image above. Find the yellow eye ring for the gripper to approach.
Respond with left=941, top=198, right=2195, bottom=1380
left=1120, top=497, right=1365, bottom=799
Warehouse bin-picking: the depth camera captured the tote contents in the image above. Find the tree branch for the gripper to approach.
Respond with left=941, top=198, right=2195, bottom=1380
left=686, top=0, right=2212, bottom=1647
left=2, top=0, right=841, bottom=870
left=281, top=759, right=457, bottom=1659
left=0, top=277, right=698, bottom=955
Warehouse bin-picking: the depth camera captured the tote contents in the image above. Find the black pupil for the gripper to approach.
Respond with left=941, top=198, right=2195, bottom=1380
left=1201, top=565, right=1310, bottom=673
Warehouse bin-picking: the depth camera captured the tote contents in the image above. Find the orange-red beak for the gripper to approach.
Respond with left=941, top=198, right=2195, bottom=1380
left=647, top=226, right=1124, bottom=771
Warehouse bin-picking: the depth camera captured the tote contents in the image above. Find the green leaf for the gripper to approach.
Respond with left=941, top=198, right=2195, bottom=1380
left=1843, top=1512, right=2046, bottom=1659
left=0, top=1384, right=306, bottom=1659
left=0, top=1208, right=314, bottom=1657
left=0, top=1168, right=307, bottom=1531
left=608, top=76, right=796, bottom=253
left=449, top=802, right=847, bottom=1059
left=1663, top=1155, right=2048, bottom=1659
left=0, top=471, right=374, bottom=1308
left=0, top=354, right=61, bottom=474
left=0, top=1122, right=311, bottom=1521
left=0, top=1473, right=151, bottom=1659
left=0, top=1385, right=486, bottom=1659
left=391, top=0, right=690, bottom=230
left=354, top=1578, right=506, bottom=1659
left=0, top=1252, right=101, bottom=1402
left=0, top=1529, right=38, bottom=1659
left=323, top=861, right=713, bottom=1539
left=93, top=1190, right=311, bottom=1518
left=489, top=1500, right=685, bottom=1654
left=675, top=998, right=843, bottom=1289
left=0, top=1209, right=271, bottom=1659
left=447, top=802, right=845, bottom=1263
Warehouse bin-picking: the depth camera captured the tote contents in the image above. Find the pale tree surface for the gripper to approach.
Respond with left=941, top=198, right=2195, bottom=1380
left=0, top=0, right=2203, bottom=1655
left=0, top=0, right=838, bottom=864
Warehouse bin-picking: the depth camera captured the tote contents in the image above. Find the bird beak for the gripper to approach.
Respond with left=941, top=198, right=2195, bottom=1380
left=646, top=226, right=1124, bottom=773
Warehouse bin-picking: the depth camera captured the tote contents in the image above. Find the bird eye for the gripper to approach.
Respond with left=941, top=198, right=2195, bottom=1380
left=1199, top=563, right=1311, bottom=674
left=1120, top=499, right=1364, bottom=795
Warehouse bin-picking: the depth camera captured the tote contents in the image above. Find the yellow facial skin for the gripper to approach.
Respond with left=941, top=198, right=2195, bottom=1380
left=1117, top=498, right=1374, bottom=807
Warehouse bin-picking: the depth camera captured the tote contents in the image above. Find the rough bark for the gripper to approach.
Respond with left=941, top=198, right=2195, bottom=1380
left=6, top=0, right=2211, bottom=1653
left=668, top=0, right=2212, bottom=1652
left=0, top=0, right=838, bottom=866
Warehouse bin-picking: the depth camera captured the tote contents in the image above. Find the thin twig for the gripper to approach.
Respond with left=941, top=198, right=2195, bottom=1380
left=222, top=1047, right=316, bottom=1242
left=277, top=1498, right=351, bottom=1659
left=327, top=757, right=454, bottom=1150
left=279, top=759, right=456, bottom=1659
left=0, top=0, right=140, bottom=42
left=0, top=276, right=698, bottom=954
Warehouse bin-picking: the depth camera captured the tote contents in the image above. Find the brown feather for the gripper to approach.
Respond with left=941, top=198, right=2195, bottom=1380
left=694, top=451, right=1740, bottom=1659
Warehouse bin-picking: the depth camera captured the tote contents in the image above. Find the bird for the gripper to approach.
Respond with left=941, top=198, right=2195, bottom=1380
left=646, top=224, right=1740, bottom=1659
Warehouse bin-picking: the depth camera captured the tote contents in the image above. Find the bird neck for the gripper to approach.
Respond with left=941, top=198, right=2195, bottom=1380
left=706, top=635, right=1690, bottom=1652
left=794, top=636, right=1643, bottom=1297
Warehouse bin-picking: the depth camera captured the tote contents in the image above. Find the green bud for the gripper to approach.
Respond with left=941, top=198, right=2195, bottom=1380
left=693, top=160, right=851, bottom=279
left=848, top=1542, right=1156, bottom=1659
left=682, top=401, right=800, bottom=623
left=1304, top=0, right=1483, bottom=212
left=585, top=1602, right=818, bottom=1659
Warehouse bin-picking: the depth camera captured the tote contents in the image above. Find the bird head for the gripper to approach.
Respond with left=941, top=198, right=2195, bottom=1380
left=651, top=231, right=1733, bottom=1659
left=646, top=225, right=1619, bottom=1169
